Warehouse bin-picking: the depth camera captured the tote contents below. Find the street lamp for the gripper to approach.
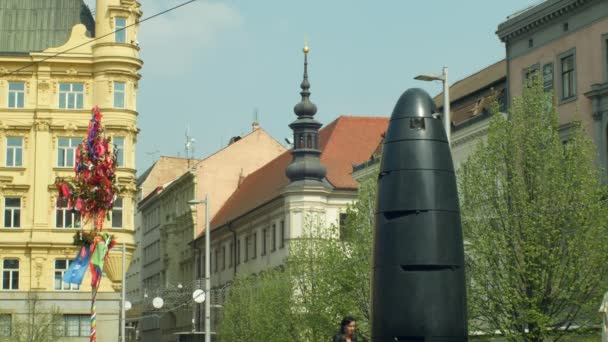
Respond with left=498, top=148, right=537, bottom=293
left=415, top=66, right=451, bottom=144
left=188, top=194, right=211, bottom=342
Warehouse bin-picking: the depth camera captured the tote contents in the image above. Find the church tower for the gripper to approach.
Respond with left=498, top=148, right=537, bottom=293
left=285, top=45, right=328, bottom=188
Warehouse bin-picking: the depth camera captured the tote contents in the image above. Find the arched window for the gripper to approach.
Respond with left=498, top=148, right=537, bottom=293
left=307, top=134, right=312, bottom=148
left=298, top=135, right=304, bottom=148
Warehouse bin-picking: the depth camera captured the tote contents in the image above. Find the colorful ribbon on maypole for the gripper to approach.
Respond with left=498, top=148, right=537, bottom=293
left=57, top=107, right=119, bottom=342
left=90, top=287, right=97, bottom=342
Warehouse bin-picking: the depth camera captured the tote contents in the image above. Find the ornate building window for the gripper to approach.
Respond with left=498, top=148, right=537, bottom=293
left=114, top=81, right=125, bottom=108
left=2, top=259, right=19, bottom=290
left=6, top=137, right=23, bottom=167
left=112, top=198, right=123, bottom=228
left=115, top=17, right=127, bottom=43
left=0, top=314, right=10, bottom=337
left=58, top=83, right=84, bottom=109
left=4, top=198, right=20, bottom=228
left=7, top=82, right=25, bottom=109
left=57, top=137, right=80, bottom=167
left=113, top=136, right=125, bottom=167
left=56, top=198, right=81, bottom=229
left=54, top=259, right=79, bottom=290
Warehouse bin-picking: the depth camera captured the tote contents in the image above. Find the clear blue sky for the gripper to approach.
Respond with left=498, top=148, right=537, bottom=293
left=89, top=0, right=538, bottom=173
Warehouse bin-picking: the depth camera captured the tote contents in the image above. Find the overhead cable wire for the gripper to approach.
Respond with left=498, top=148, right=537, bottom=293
left=0, top=0, right=197, bottom=78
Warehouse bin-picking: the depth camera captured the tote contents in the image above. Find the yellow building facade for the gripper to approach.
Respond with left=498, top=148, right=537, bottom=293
left=0, top=1, right=142, bottom=341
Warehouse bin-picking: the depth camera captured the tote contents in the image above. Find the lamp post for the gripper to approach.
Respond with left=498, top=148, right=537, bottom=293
left=415, top=66, right=450, bottom=144
left=121, top=243, right=126, bottom=342
left=188, top=194, right=210, bottom=342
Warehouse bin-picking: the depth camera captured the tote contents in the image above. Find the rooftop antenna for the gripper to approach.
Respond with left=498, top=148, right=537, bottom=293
left=252, top=108, right=260, bottom=131
left=145, top=146, right=161, bottom=163
left=185, top=124, right=196, bottom=159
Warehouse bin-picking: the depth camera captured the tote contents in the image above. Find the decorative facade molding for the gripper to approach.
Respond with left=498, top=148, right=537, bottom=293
left=66, top=67, right=78, bottom=75
left=34, top=120, right=51, bottom=132
left=497, top=0, right=593, bottom=42
left=451, top=126, right=489, bottom=148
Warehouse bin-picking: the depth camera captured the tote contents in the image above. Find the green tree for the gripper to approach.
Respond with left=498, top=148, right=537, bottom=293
left=218, top=178, right=377, bottom=341
left=219, top=269, right=297, bottom=341
left=459, top=77, right=608, bottom=341
left=0, top=294, right=65, bottom=342
left=286, top=178, right=376, bottom=341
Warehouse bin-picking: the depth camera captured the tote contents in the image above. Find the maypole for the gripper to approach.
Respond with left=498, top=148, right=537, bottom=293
left=57, top=106, right=119, bottom=342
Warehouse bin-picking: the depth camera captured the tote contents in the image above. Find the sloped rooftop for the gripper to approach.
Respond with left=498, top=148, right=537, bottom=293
left=209, top=116, right=389, bottom=231
left=0, top=0, right=95, bottom=53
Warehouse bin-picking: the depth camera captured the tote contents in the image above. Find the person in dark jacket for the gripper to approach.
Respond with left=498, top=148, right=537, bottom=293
left=333, top=316, right=358, bottom=342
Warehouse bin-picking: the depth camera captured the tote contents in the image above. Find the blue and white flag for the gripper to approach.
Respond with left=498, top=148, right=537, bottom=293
left=63, top=246, right=91, bottom=285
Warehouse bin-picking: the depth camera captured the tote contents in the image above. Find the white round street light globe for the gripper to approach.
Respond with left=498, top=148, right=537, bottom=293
left=125, top=301, right=132, bottom=311
left=192, top=289, right=206, bottom=304
left=152, top=297, right=164, bottom=309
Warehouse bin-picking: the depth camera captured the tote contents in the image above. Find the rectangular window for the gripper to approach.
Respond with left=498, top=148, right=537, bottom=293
left=222, top=246, right=226, bottom=270
left=115, top=17, right=127, bottom=43
left=262, top=228, right=267, bottom=255
left=8, top=82, right=25, bottom=109
left=113, top=137, right=125, bottom=167
left=0, top=314, right=10, bottom=337
left=560, top=52, right=576, bottom=100
left=4, top=198, right=20, bottom=228
left=112, top=198, right=123, bottom=228
left=523, top=64, right=539, bottom=87
left=236, top=239, right=240, bottom=265
left=55, top=259, right=79, bottom=290
left=6, top=137, right=23, bottom=167
left=228, top=242, right=233, bottom=267
left=63, top=315, right=90, bottom=337
left=280, top=220, right=285, bottom=248
left=57, top=137, right=80, bottom=167
left=244, top=236, right=249, bottom=262
left=252, top=232, right=257, bottom=259
left=339, top=213, right=348, bottom=240
left=113, top=81, right=125, bottom=108
left=271, top=223, right=276, bottom=252
left=56, top=198, right=81, bottom=229
left=542, top=63, right=553, bottom=92
left=58, top=83, right=84, bottom=109
left=214, top=248, right=219, bottom=273
left=2, top=259, right=19, bottom=290
left=604, top=35, right=608, bottom=82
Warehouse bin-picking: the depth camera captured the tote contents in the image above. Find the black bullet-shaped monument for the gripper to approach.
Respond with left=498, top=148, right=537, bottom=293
left=371, top=88, right=467, bottom=341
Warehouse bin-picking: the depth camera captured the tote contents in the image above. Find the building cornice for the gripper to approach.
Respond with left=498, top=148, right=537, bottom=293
left=584, top=82, right=608, bottom=99
left=497, top=0, right=594, bottom=42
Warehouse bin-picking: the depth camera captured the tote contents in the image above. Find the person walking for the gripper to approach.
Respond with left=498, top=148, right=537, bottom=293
left=333, top=316, right=358, bottom=342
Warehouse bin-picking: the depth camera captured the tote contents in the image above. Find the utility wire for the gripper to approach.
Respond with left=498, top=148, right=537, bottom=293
left=0, top=0, right=197, bottom=78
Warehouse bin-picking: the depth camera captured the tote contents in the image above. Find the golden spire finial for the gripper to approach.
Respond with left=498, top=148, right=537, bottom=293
left=303, top=34, right=309, bottom=54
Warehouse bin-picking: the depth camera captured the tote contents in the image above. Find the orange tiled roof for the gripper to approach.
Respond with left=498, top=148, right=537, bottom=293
left=209, top=116, right=388, bottom=232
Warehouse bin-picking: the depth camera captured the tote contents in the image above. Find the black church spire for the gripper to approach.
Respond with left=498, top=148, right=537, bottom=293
left=285, top=44, right=327, bottom=187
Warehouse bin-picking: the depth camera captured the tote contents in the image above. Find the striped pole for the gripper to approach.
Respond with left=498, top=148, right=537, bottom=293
left=91, top=286, right=98, bottom=342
